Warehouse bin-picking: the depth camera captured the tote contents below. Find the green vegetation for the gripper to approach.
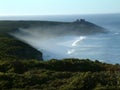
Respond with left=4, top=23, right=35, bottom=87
left=0, top=34, right=43, bottom=60
left=0, top=21, right=43, bottom=60
left=0, top=59, right=120, bottom=90
left=0, top=21, right=117, bottom=89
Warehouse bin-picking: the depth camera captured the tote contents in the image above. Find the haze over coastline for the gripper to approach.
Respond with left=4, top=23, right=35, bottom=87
left=3, top=13, right=118, bottom=64
left=0, top=0, right=120, bottom=63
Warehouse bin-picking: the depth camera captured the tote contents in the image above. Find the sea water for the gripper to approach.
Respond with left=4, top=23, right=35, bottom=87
left=1, top=14, right=120, bottom=64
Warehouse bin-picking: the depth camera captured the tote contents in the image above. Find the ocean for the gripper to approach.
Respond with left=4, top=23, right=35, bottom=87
left=1, top=14, right=120, bottom=64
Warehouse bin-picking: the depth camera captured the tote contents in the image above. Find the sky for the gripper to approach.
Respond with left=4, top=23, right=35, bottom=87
left=0, top=0, right=120, bottom=16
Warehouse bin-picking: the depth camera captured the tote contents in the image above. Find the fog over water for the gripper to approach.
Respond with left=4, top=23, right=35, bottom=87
left=8, top=14, right=120, bottom=64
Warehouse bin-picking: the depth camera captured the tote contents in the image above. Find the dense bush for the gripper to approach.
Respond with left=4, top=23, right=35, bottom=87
left=0, top=59, right=120, bottom=89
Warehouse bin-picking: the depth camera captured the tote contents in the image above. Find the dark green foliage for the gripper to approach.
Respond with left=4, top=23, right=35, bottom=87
left=0, top=34, right=43, bottom=60
left=38, top=59, right=105, bottom=72
left=0, top=59, right=120, bottom=89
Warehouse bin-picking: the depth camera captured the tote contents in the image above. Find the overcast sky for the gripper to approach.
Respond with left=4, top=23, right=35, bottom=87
left=0, top=0, right=120, bottom=16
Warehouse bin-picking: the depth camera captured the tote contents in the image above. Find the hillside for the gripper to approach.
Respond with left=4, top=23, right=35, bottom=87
left=0, top=20, right=107, bottom=35
left=0, top=33, right=43, bottom=60
left=0, top=59, right=120, bottom=90
left=0, top=20, right=108, bottom=60
left=0, top=20, right=116, bottom=89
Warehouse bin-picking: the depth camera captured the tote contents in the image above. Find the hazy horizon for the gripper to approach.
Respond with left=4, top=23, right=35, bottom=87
left=8, top=14, right=120, bottom=64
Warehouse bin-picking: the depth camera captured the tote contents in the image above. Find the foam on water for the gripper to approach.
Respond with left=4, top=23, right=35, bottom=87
left=10, top=14, right=120, bottom=63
